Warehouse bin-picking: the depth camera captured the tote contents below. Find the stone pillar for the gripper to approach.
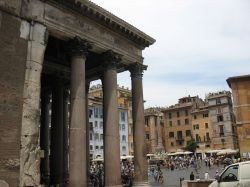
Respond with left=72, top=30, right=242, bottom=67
left=102, top=50, right=122, bottom=187
left=156, top=115, right=164, bottom=152
left=63, top=88, right=70, bottom=186
left=85, top=82, right=90, bottom=185
left=129, top=63, right=148, bottom=187
left=50, top=77, right=64, bottom=185
left=40, top=88, right=51, bottom=186
left=68, top=37, right=91, bottom=187
left=20, top=22, right=47, bottom=187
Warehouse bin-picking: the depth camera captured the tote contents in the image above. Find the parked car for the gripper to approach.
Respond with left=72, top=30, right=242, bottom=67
left=209, top=161, right=250, bottom=187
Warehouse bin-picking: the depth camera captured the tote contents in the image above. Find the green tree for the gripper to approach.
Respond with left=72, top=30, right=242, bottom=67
left=186, top=139, right=197, bottom=153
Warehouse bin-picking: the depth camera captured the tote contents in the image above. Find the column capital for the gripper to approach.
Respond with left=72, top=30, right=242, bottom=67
left=129, top=62, right=148, bottom=78
left=67, top=36, right=92, bottom=57
left=102, top=50, right=122, bottom=69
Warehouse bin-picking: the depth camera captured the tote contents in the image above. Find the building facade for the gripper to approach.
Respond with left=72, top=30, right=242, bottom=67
left=162, top=96, right=203, bottom=152
left=191, top=104, right=213, bottom=157
left=207, top=91, right=238, bottom=149
left=88, top=93, right=129, bottom=159
left=0, top=1, right=155, bottom=186
left=88, top=85, right=131, bottom=158
left=144, top=108, right=164, bottom=154
left=227, top=75, right=250, bottom=158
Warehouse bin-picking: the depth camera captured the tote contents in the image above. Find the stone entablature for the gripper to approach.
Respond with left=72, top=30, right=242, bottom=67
left=18, top=0, right=155, bottom=65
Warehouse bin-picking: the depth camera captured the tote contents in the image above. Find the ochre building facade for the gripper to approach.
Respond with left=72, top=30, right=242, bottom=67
left=227, top=75, right=250, bottom=158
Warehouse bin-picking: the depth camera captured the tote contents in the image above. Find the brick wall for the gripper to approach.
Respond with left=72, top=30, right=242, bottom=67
left=0, top=11, right=28, bottom=186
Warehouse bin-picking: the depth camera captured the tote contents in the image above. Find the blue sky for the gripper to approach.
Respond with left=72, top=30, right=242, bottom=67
left=90, top=0, right=250, bottom=107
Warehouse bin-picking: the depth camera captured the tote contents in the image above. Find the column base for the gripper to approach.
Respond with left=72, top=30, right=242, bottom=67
left=133, top=181, right=150, bottom=187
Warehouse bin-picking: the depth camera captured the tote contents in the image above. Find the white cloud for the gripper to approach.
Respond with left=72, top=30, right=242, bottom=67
left=91, top=0, right=250, bottom=107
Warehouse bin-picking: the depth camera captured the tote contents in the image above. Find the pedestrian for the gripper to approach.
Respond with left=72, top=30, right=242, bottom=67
left=214, top=170, right=220, bottom=180
left=190, top=171, right=194, bottom=180
left=204, top=171, right=210, bottom=180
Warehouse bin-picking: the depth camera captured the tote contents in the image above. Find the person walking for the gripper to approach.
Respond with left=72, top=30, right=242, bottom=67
left=190, top=171, right=195, bottom=180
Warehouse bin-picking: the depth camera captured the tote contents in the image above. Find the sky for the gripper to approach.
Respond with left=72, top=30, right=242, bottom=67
left=90, top=0, right=250, bottom=108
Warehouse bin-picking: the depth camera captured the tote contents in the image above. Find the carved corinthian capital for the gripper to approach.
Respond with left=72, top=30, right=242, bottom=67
left=129, top=62, right=148, bottom=78
left=67, top=36, right=92, bottom=57
left=102, top=50, right=122, bottom=69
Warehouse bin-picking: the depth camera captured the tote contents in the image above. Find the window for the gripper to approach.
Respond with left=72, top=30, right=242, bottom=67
left=203, top=113, right=208, bottom=118
left=221, top=165, right=238, bottom=182
left=217, top=115, right=224, bottom=122
left=100, top=122, right=103, bottom=129
left=206, top=132, right=210, bottom=141
left=145, top=133, right=150, bottom=140
left=168, top=112, right=172, bottom=119
left=95, top=146, right=99, bottom=150
left=89, top=109, right=93, bottom=118
left=99, top=107, right=103, bottom=118
left=122, top=124, right=125, bottom=131
left=186, top=130, right=191, bottom=137
left=177, top=120, right=181, bottom=126
left=216, top=98, right=221, bottom=104
left=94, top=107, right=98, bottom=118
left=185, top=118, right=189, bottom=125
left=177, top=131, right=183, bottom=140
left=90, top=133, right=93, bottom=140
left=169, top=132, right=174, bottom=138
left=169, top=121, right=172, bottom=127
left=95, top=121, right=98, bottom=128
left=194, top=114, right=197, bottom=119
left=100, top=146, right=104, bottom=149
left=122, top=146, right=126, bottom=151
left=90, top=145, right=93, bottom=150
left=95, top=133, right=99, bottom=141
left=171, top=142, right=174, bottom=147
left=122, top=135, right=126, bottom=142
left=100, top=134, right=103, bottom=140
left=177, top=111, right=180, bottom=118
left=120, top=111, right=126, bottom=122
left=90, top=122, right=93, bottom=131
left=220, top=125, right=224, bottom=136
left=196, top=134, right=199, bottom=142
left=205, top=123, right=208, bottom=129
left=193, top=124, right=199, bottom=130
left=185, top=110, right=188, bottom=116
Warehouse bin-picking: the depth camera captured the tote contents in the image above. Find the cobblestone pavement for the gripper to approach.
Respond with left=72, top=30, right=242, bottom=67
left=148, top=162, right=225, bottom=187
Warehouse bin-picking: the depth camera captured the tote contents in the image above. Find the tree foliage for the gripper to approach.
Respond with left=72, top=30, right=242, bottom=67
left=186, top=139, right=197, bottom=152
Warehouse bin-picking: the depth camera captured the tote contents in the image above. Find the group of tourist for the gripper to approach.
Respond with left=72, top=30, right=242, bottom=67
left=89, top=160, right=134, bottom=187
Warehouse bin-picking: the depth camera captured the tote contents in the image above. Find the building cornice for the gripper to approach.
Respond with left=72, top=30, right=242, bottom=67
left=227, top=74, right=250, bottom=88
left=47, top=0, right=156, bottom=49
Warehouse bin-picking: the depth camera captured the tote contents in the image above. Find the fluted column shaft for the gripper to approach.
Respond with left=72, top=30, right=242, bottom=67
left=102, top=50, right=122, bottom=187
left=40, top=88, right=51, bottom=186
left=50, top=77, right=64, bottom=185
left=130, top=63, right=148, bottom=186
left=68, top=37, right=91, bottom=187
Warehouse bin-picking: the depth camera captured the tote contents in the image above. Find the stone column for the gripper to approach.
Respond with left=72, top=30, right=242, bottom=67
left=68, top=37, right=91, bottom=187
left=40, top=88, right=51, bottom=186
left=20, top=22, right=47, bottom=187
left=50, top=77, right=64, bottom=185
left=102, top=50, right=122, bottom=187
left=85, top=82, right=90, bottom=185
left=63, top=88, right=70, bottom=186
left=129, top=63, right=148, bottom=187
left=156, top=115, right=164, bottom=152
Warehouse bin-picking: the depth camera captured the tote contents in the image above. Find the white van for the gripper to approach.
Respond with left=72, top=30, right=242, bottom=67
left=209, top=161, right=250, bottom=187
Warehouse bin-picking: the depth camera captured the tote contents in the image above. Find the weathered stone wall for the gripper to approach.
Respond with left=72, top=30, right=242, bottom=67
left=0, top=11, right=28, bottom=187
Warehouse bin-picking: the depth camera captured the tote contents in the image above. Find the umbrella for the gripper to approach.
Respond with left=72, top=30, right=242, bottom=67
left=92, top=157, right=104, bottom=162
left=217, top=149, right=239, bottom=156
